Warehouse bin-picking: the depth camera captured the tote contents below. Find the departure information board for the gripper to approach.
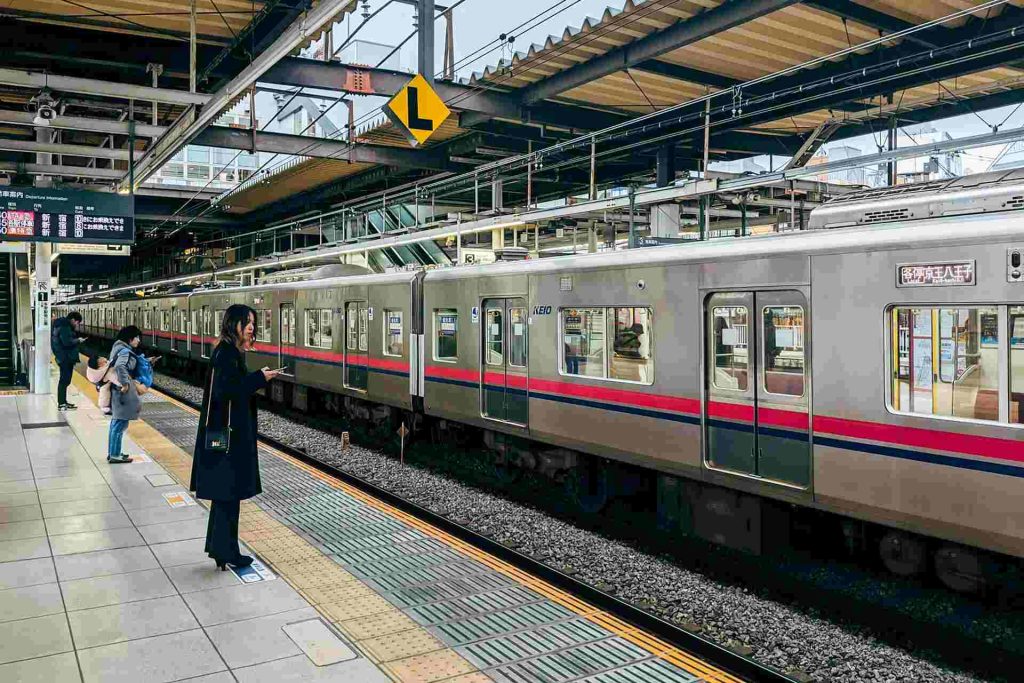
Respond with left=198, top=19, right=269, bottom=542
left=0, top=187, right=134, bottom=245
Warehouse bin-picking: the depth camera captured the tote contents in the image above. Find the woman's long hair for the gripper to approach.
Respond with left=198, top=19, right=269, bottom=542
left=220, top=304, right=256, bottom=350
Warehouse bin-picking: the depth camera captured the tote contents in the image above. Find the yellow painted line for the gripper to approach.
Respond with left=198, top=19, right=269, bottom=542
left=150, top=386, right=744, bottom=683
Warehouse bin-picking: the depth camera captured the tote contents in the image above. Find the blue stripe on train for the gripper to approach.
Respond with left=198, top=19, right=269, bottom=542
left=815, top=436, right=1024, bottom=479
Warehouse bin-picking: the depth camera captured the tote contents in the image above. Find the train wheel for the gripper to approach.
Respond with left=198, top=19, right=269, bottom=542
left=878, top=530, right=928, bottom=577
left=934, top=544, right=985, bottom=594
left=566, top=457, right=609, bottom=514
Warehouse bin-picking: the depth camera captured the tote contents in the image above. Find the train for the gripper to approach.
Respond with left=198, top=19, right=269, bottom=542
left=60, top=169, right=1024, bottom=594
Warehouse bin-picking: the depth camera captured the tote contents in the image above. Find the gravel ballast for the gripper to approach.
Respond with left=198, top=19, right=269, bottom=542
left=154, top=370, right=993, bottom=683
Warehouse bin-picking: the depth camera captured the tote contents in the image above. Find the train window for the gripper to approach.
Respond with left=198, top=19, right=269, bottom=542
left=178, top=310, right=188, bottom=334
left=254, top=310, right=272, bottom=343
left=712, top=306, right=748, bottom=391
left=143, top=310, right=151, bottom=329
left=1010, top=307, right=1024, bottom=424
left=433, top=309, right=458, bottom=361
left=485, top=307, right=503, bottom=366
left=160, top=311, right=169, bottom=332
left=610, top=307, right=653, bottom=383
left=890, top=307, right=999, bottom=422
left=561, top=308, right=606, bottom=379
left=305, top=308, right=332, bottom=349
left=384, top=309, right=403, bottom=356
left=508, top=307, right=527, bottom=368
left=762, top=306, right=804, bottom=397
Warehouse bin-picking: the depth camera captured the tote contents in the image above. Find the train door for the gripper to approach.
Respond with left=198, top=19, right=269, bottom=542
left=481, top=297, right=528, bottom=425
left=279, top=303, right=295, bottom=374
left=200, top=307, right=213, bottom=358
left=344, top=301, right=368, bottom=390
left=705, top=291, right=809, bottom=487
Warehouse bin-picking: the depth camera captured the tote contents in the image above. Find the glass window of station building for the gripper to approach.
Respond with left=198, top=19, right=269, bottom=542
left=153, top=113, right=258, bottom=190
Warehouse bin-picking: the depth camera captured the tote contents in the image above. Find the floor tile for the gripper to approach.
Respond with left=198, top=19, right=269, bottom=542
left=50, top=526, right=145, bottom=556
left=38, top=486, right=115, bottom=504
left=0, top=479, right=36, bottom=494
left=0, top=469, right=34, bottom=484
left=0, top=504, right=42, bottom=523
left=164, top=560, right=242, bottom=594
left=35, top=474, right=107, bottom=491
left=62, top=567, right=177, bottom=611
left=0, top=652, right=81, bottom=682
left=42, top=497, right=122, bottom=518
left=233, top=654, right=390, bottom=682
left=0, top=536, right=51, bottom=562
left=126, top=504, right=207, bottom=527
left=0, top=519, right=46, bottom=541
left=118, top=489, right=190, bottom=511
left=282, top=618, right=356, bottom=666
left=138, top=518, right=208, bottom=545
left=0, top=557, right=57, bottom=589
left=150, top=537, right=209, bottom=568
left=0, top=582, right=65, bottom=622
left=204, top=607, right=317, bottom=668
left=44, top=511, right=133, bottom=535
left=77, top=628, right=226, bottom=683
left=0, top=613, right=73, bottom=664
left=183, top=579, right=308, bottom=627
left=0, top=491, right=39, bottom=508
left=68, top=595, right=199, bottom=649
left=145, top=474, right=175, bottom=487
left=54, top=546, right=159, bottom=581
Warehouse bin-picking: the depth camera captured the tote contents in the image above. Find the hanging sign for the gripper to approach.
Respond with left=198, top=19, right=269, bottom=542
left=0, top=187, right=134, bottom=244
left=896, top=260, right=975, bottom=288
left=383, top=74, right=451, bottom=147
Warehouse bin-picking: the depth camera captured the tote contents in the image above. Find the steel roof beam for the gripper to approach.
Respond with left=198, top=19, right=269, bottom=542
left=263, top=58, right=633, bottom=131
left=0, top=109, right=166, bottom=138
left=0, top=68, right=210, bottom=106
left=521, top=0, right=799, bottom=104
left=804, top=0, right=943, bottom=48
left=0, top=138, right=132, bottom=161
left=0, top=162, right=122, bottom=180
left=193, top=126, right=456, bottom=170
left=630, top=60, right=741, bottom=89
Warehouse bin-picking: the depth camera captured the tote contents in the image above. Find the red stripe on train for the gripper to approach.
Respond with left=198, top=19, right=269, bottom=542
left=815, top=415, right=1024, bottom=464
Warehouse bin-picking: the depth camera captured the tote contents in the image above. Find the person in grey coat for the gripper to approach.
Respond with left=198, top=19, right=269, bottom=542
left=108, top=325, right=143, bottom=464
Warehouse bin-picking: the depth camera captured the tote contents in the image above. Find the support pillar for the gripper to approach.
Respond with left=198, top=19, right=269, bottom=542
left=32, top=127, right=53, bottom=395
left=189, top=0, right=197, bottom=93
left=587, top=220, right=597, bottom=253
left=491, top=177, right=503, bottom=212
left=417, top=0, right=435, bottom=83
left=656, top=142, right=675, bottom=187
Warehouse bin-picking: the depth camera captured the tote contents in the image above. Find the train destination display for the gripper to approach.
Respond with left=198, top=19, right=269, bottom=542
left=0, top=187, right=134, bottom=244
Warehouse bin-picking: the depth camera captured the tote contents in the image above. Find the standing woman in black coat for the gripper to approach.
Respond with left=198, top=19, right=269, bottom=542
left=190, top=304, right=280, bottom=570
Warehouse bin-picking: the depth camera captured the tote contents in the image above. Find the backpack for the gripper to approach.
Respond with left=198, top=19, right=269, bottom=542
left=113, top=346, right=152, bottom=386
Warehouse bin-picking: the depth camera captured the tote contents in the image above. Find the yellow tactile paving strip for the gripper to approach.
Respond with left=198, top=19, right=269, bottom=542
left=71, top=371, right=743, bottom=683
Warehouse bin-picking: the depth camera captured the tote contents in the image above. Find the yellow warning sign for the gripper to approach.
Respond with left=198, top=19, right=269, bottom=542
left=383, top=74, right=451, bottom=147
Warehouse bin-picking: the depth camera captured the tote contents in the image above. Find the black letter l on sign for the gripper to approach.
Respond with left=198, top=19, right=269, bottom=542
left=407, top=87, right=433, bottom=131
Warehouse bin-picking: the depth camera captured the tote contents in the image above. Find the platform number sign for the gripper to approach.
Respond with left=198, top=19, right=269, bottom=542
left=384, top=74, right=451, bottom=147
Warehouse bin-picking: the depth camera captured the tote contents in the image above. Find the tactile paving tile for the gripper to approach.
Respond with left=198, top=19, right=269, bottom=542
left=138, top=393, right=730, bottom=683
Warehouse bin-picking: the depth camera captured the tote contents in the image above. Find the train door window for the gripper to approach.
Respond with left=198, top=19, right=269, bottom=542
left=1010, top=307, right=1024, bottom=423
left=762, top=306, right=804, bottom=397
left=509, top=307, right=527, bottom=368
left=384, top=310, right=403, bottom=356
left=434, top=309, right=458, bottom=361
left=143, top=309, right=151, bottom=330
left=484, top=306, right=503, bottom=366
left=890, top=307, right=1000, bottom=422
left=712, top=306, right=748, bottom=391
left=561, top=308, right=605, bottom=378
left=160, top=310, right=169, bottom=332
left=610, top=307, right=653, bottom=383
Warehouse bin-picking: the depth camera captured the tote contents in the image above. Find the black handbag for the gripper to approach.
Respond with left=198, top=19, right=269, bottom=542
left=203, top=367, right=231, bottom=453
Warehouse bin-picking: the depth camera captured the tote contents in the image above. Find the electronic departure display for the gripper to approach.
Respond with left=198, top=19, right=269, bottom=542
left=0, top=187, right=134, bottom=245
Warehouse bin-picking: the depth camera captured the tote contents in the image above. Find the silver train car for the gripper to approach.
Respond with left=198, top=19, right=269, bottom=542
left=64, top=170, right=1024, bottom=592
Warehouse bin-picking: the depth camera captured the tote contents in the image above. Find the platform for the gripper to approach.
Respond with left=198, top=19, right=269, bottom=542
left=0, top=367, right=738, bottom=683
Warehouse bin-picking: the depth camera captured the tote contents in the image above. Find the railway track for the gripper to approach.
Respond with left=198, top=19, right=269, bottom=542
left=152, top=381, right=796, bottom=683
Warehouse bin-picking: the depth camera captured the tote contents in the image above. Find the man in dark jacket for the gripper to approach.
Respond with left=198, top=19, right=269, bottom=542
left=51, top=311, right=84, bottom=410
